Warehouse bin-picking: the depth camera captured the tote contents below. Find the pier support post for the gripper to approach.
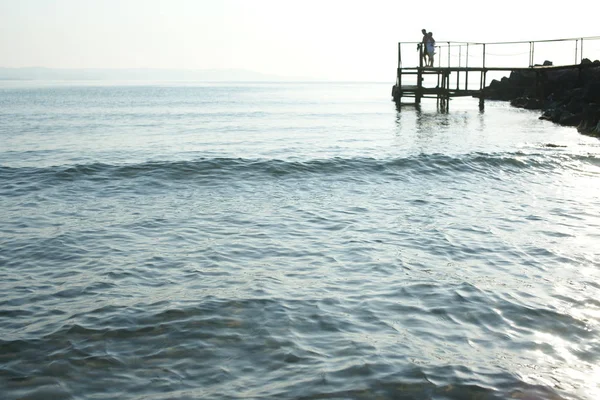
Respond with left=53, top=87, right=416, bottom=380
left=478, top=70, right=487, bottom=111
left=416, top=46, right=424, bottom=105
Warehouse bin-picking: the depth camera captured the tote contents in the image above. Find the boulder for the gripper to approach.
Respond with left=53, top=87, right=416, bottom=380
left=577, top=104, right=600, bottom=136
left=511, top=96, right=542, bottom=109
left=484, top=62, right=600, bottom=135
left=559, top=111, right=583, bottom=126
left=583, top=82, right=600, bottom=102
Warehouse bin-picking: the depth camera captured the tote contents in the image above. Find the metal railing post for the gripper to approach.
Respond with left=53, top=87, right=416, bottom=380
left=529, top=41, right=535, bottom=67
left=465, top=43, right=469, bottom=90
left=457, top=45, right=461, bottom=90
left=482, top=43, right=486, bottom=69
left=397, top=43, right=402, bottom=86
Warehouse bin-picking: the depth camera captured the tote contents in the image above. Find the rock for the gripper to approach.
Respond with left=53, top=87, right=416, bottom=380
left=559, top=111, right=583, bottom=126
left=583, top=82, right=600, bottom=102
left=483, top=62, right=600, bottom=135
left=511, top=97, right=542, bottom=109
left=577, top=104, right=600, bottom=136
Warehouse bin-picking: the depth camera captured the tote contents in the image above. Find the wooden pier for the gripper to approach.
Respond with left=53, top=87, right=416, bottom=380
left=392, top=36, right=600, bottom=110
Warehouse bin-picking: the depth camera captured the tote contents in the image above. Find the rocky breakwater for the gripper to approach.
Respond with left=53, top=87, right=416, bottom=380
left=482, top=59, right=600, bottom=136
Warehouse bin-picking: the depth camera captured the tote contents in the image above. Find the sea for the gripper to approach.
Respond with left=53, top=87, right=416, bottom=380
left=1, top=81, right=599, bottom=400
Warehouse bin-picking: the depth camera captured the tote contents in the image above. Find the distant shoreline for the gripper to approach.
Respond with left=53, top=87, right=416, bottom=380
left=0, top=67, right=314, bottom=82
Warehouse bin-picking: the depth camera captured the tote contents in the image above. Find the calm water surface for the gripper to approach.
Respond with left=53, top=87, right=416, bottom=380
left=1, top=82, right=599, bottom=399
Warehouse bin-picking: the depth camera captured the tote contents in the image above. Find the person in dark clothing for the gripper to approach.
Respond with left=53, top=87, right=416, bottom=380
left=419, top=29, right=428, bottom=66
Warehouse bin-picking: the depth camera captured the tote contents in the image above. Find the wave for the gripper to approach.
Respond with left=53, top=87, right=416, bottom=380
left=0, top=152, right=597, bottom=195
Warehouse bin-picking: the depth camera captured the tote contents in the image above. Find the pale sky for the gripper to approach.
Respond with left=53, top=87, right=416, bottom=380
left=1, top=0, right=598, bottom=80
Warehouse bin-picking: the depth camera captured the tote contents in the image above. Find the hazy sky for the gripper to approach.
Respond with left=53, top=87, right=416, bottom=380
left=1, top=0, right=598, bottom=80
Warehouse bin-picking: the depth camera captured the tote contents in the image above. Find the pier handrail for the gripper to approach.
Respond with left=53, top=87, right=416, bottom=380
left=397, top=35, right=600, bottom=46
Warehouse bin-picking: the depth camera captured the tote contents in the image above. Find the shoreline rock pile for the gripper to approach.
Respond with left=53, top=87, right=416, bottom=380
left=482, top=59, right=600, bottom=136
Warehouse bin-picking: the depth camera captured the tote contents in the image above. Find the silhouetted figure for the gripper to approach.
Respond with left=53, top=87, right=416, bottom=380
left=419, top=29, right=428, bottom=66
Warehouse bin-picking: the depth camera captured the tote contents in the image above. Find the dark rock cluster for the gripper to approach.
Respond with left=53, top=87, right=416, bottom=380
left=482, top=59, right=600, bottom=136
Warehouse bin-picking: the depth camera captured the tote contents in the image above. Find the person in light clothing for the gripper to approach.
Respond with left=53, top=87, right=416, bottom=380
left=426, top=32, right=436, bottom=67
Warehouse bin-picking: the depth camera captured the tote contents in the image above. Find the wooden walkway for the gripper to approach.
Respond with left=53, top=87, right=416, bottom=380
left=392, top=36, right=600, bottom=110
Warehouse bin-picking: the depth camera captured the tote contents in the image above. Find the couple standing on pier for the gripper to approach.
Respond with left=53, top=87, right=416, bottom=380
left=420, top=29, right=435, bottom=67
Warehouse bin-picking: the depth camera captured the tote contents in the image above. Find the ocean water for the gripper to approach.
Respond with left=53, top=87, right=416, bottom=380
left=1, top=81, right=600, bottom=400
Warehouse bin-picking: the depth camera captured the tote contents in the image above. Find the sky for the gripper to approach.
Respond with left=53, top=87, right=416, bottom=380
left=1, top=0, right=599, bottom=81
